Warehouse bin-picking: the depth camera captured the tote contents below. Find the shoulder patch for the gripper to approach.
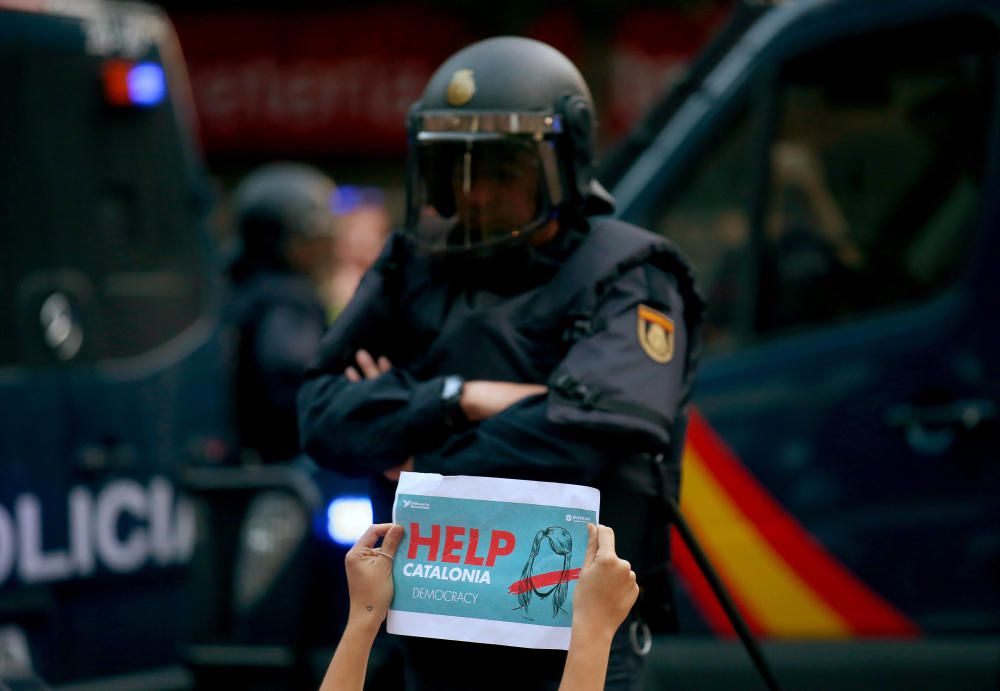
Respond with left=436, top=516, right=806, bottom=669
left=637, top=304, right=674, bottom=364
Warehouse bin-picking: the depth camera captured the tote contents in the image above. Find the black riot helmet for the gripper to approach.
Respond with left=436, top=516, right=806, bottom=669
left=229, top=162, right=338, bottom=281
left=404, top=37, right=615, bottom=256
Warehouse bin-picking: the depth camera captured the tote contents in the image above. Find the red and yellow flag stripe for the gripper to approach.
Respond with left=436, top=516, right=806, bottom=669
left=673, top=408, right=920, bottom=638
left=638, top=305, right=675, bottom=332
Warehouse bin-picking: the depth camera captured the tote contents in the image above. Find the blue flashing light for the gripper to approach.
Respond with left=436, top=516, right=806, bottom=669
left=330, top=185, right=385, bottom=215
left=326, top=496, right=374, bottom=547
left=331, top=185, right=362, bottom=215
left=127, top=63, right=166, bottom=106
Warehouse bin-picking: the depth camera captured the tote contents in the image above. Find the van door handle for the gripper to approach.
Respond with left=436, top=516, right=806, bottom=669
left=884, top=399, right=996, bottom=456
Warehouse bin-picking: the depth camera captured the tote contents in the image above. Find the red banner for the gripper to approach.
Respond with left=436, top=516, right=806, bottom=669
left=607, top=7, right=730, bottom=136
left=171, top=8, right=471, bottom=155
left=170, top=7, right=727, bottom=156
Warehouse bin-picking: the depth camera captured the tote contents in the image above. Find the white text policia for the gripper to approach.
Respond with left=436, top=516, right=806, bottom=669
left=0, top=477, right=195, bottom=587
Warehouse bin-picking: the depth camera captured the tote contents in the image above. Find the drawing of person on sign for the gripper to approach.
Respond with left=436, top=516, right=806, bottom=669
left=512, top=527, right=576, bottom=620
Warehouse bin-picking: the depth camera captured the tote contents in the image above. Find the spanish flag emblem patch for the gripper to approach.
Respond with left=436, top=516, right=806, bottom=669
left=637, top=304, right=674, bottom=364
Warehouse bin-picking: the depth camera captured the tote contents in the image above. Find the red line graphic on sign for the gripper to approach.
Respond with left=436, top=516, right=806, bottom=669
left=507, top=568, right=582, bottom=595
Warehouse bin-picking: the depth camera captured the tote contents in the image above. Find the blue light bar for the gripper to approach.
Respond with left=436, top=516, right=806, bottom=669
left=330, top=185, right=386, bottom=215
left=127, top=63, right=166, bottom=106
left=331, top=185, right=362, bottom=215
left=326, top=496, right=374, bottom=547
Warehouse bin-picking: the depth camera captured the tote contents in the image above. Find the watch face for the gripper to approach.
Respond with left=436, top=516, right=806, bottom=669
left=443, top=376, right=463, bottom=399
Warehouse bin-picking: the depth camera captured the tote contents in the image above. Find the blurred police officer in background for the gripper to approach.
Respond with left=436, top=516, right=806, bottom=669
left=298, top=37, right=703, bottom=690
left=225, top=162, right=338, bottom=464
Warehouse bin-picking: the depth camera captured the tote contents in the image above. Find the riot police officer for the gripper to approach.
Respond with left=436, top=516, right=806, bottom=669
left=298, top=37, right=703, bottom=690
left=226, top=162, right=337, bottom=464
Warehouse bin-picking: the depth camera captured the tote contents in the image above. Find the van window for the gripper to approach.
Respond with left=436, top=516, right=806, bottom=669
left=0, top=42, right=208, bottom=368
left=648, top=17, right=994, bottom=351
left=758, top=19, right=993, bottom=335
left=650, top=108, right=755, bottom=351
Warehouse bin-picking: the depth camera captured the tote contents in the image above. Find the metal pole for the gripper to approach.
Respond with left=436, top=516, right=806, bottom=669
left=666, top=496, right=783, bottom=691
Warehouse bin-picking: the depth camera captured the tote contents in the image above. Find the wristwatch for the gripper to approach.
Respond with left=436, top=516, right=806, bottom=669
left=441, top=375, right=467, bottom=428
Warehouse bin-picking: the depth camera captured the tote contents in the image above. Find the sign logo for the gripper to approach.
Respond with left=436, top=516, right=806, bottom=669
left=446, top=69, right=476, bottom=106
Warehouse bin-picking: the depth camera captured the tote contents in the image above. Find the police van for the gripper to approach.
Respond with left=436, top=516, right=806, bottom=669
left=0, top=1, right=227, bottom=687
left=602, top=0, right=1000, bottom=688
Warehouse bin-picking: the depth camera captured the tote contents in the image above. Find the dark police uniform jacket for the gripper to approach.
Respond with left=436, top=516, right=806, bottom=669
left=225, top=271, right=327, bottom=463
left=298, top=216, right=702, bottom=689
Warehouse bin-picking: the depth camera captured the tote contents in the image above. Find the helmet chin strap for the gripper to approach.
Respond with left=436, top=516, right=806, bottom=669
left=443, top=207, right=558, bottom=257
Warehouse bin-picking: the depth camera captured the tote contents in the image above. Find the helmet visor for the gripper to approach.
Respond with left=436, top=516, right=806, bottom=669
left=406, top=135, right=563, bottom=254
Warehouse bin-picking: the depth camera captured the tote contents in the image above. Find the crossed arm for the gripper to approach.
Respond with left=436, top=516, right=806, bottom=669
left=318, top=522, right=638, bottom=691
left=299, top=262, right=687, bottom=485
left=341, top=349, right=548, bottom=479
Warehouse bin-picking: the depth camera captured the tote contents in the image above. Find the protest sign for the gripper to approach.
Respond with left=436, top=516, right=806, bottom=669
left=387, top=472, right=599, bottom=650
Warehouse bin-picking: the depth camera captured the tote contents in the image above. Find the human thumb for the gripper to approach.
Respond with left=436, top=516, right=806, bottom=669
left=583, top=523, right=598, bottom=566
